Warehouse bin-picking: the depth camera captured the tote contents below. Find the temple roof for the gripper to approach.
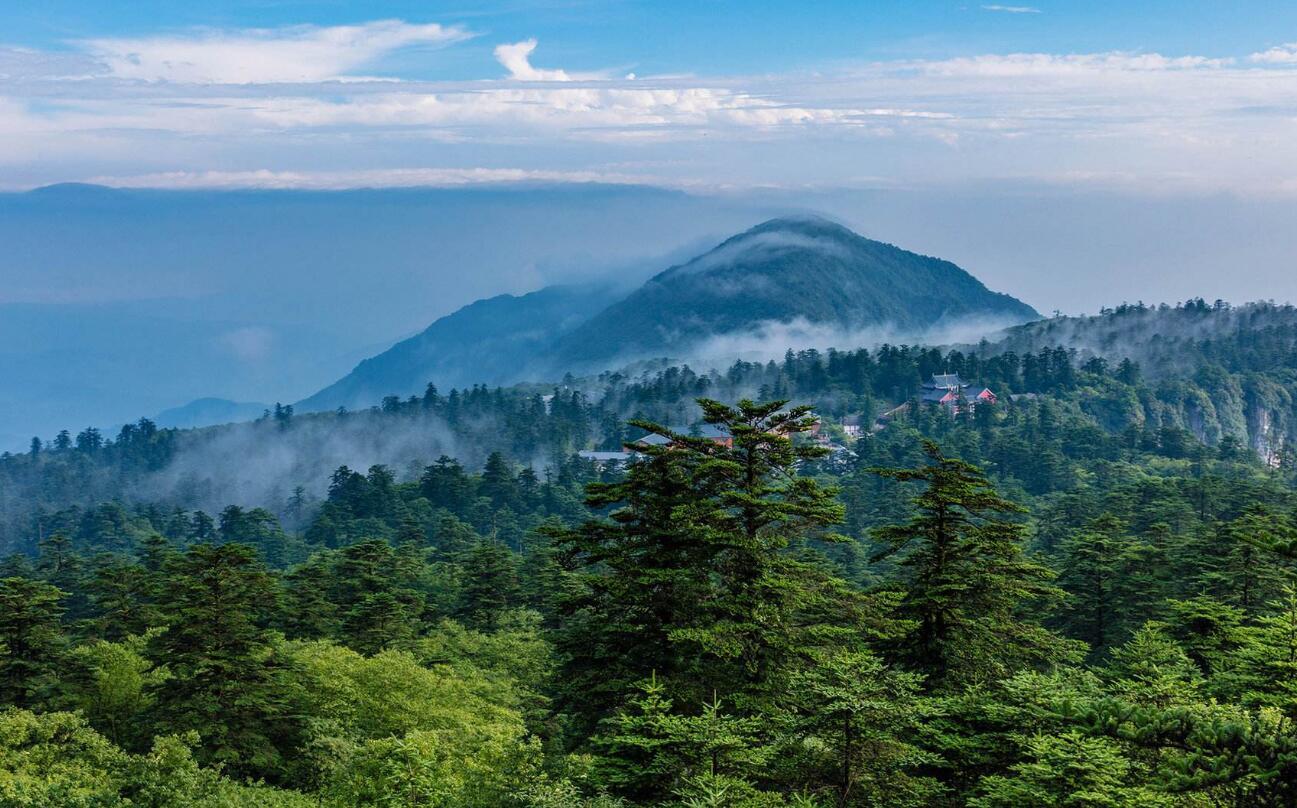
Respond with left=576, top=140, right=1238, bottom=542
left=925, top=372, right=967, bottom=389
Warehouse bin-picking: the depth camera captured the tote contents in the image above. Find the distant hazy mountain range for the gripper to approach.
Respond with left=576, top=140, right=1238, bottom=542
left=154, top=398, right=269, bottom=430
left=299, top=216, right=1039, bottom=412
left=0, top=182, right=768, bottom=446
left=298, top=284, right=624, bottom=413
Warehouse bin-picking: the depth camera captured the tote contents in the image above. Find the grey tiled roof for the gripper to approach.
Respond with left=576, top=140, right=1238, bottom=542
left=634, top=424, right=731, bottom=445
left=925, top=373, right=966, bottom=389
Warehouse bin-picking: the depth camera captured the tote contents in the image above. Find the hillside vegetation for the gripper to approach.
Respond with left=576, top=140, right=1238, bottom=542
left=299, top=216, right=1039, bottom=411
left=5, top=299, right=1297, bottom=804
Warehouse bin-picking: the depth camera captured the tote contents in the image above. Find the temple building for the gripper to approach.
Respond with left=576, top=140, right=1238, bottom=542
left=921, top=372, right=997, bottom=415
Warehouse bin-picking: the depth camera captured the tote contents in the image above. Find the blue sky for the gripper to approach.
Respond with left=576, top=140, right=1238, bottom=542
left=6, top=1, right=1297, bottom=442
left=3, top=1, right=1297, bottom=192
left=9, top=1, right=1297, bottom=70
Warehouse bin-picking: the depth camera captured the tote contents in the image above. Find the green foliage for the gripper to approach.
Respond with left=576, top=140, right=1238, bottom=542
left=6, top=383, right=1297, bottom=806
left=0, top=709, right=313, bottom=807
left=147, top=543, right=304, bottom=781
left=969, top=731, right=1164, bottom=807
left=777, top=647, right=940, bottom=806
left=870, top=441, right=1081, bottom=689
left=62, top=632, right=167, bottom=747
left=555, top=399, right=857, bottom=732
left=0, top=577, right=65, bottom=708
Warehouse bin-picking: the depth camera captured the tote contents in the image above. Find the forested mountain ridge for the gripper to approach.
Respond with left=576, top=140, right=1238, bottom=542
left=299, top=216, right=1039, bottom=412
left=298, top=283, right=623, bottom=412
left=977, top=298, right=1297, bottom=377
left=549, top=215, right=1039, bottom=370
left=6, top=299, right=1297, bottom=554
left=8, top=299, right=1297, bottom=804
left=971, top=300, right=1297, bottom=460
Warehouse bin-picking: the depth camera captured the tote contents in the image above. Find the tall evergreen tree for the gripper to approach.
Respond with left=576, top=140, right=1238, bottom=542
left=0, top=577, right=65, bottom=707
left=456, top=538, right=521, bottom=631
left=556, top=399, right=859, bottom=733
left=871, top=441, right=1078, bottom=689
left=147, top=543, right=301, bottom=781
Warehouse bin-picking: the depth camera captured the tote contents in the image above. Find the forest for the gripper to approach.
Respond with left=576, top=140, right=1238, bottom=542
left=5, top=300, right=1297, bottom=805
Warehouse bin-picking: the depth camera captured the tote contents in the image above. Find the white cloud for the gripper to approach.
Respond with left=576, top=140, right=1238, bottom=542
left=494, top=39, right=571, bottom=81
left=83, top=167, right=660, bottom=190
left=6, top=22, right=1297, bottom=195
left=493, top=38, right=609, bottom=81
left=77, top=20, right=472, bottom=83
left=907, top=51, right=1233, bottom=78
left=981, top=5, right=1042, bottom=13
left=0, top=46, right=103, bottom=80
left=1250, top=43, right=1297, bottom=64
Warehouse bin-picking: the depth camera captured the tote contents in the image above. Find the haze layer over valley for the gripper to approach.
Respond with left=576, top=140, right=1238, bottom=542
left=8, top=182, right=1297, bottom=448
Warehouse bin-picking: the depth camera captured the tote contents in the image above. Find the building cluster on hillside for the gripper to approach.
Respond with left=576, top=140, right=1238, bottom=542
left=578, top=424, right=732, bottom=468
left=921, top=372, right=997, bottom=414
left=579, top=373, right=998, bottom=469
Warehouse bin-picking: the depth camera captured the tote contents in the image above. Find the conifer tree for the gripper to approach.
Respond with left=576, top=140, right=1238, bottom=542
left=85, top=554, right=161, bottom=640
left=595, top=674, right=769, bottom=803
left=871, top=440, right=1078, bottom=689
left=0, top=577, right=65, bottom=707
left=1054, top=515, right=1128, bottom=652
left=456, top=538, right=521, bottom=631
left=782, top=647, right=939, bottom=806
left=147, top=543, right=301, bottom=780
left=556, top=399, right=853, bottom=730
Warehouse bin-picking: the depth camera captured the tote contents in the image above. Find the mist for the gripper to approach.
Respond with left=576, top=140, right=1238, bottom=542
left=133, top=411, right=465, bottom=517
left=614, top=313, right=1034, bottom=373
left=9, top=181, right=1297, bottom=450
left=966, top=301, right=1297, bottom=377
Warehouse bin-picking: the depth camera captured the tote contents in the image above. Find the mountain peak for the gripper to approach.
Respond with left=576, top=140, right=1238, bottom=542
left=718, top=214, right=861, bottom=251
left=660, top=214, right=862, bottom=282
left=552, top=217, right=1039, bottom=368
left=301, top=218, right=1039, bottom=409
left=745, top=214, right=855, bottom=238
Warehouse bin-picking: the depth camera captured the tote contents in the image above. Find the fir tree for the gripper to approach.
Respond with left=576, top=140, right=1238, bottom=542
left=146, top=543, right=302, bottom=781
left=871, top=440, right=1079, bottom=689
left=0, top=577, right=65, bottom=707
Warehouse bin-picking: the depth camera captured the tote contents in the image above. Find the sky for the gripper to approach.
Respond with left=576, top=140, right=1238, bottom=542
left=5, top=1, right=1297, bottom=445
left=4, top=1, right=1297, bottom=193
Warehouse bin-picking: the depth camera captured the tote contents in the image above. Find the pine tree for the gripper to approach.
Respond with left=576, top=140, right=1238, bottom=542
left=1054, top=515, right=1127, bottom=652
left=279, top=554, right=341, bottom=640
left=594, top=674, right=769, bottom=803
left=783, top=647, right=939, bottom=806
left=970, top=732, right=1145, bottom=808
left=0, top=577, right=65, bottom=707
left=1102, top=622, right=1203, bottom=708
left=331, top=539, right=425, bottom=654
left=1198, top=506, right=1293, bottom=616
left=871, top=440, right=1079, bottom=689
left=456, top=538, right=520, bottom=631
left=556, top=399, right=854, bottom=730
left=146, top=543, right=301, bottom=781
left=85, top=554, right=161, bottom=640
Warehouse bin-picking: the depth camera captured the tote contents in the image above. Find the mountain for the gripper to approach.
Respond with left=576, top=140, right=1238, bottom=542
left=301, top=216, right=1037, bottom=411
left=155, top=397, right=269, bottom=429
left=0, top=299, right=365, bottom=450
left=548, top=215, right=1039, bottom=370
left=0, top=182, right=771, bottom=444
left=298, top=283, right=623, bottom=412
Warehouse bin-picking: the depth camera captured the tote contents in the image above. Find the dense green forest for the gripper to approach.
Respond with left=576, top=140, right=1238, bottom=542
left=6, top=300, right=1297, bottom=805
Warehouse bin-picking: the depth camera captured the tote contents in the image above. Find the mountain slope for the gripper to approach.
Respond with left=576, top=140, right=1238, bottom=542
left=298, top=283, right=622, bottom=412
left=155, top=398, right=269, bottom=429
left=549, top=216, right=1039, bottom=369
left=301, top=215, right=1038, bottom=412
